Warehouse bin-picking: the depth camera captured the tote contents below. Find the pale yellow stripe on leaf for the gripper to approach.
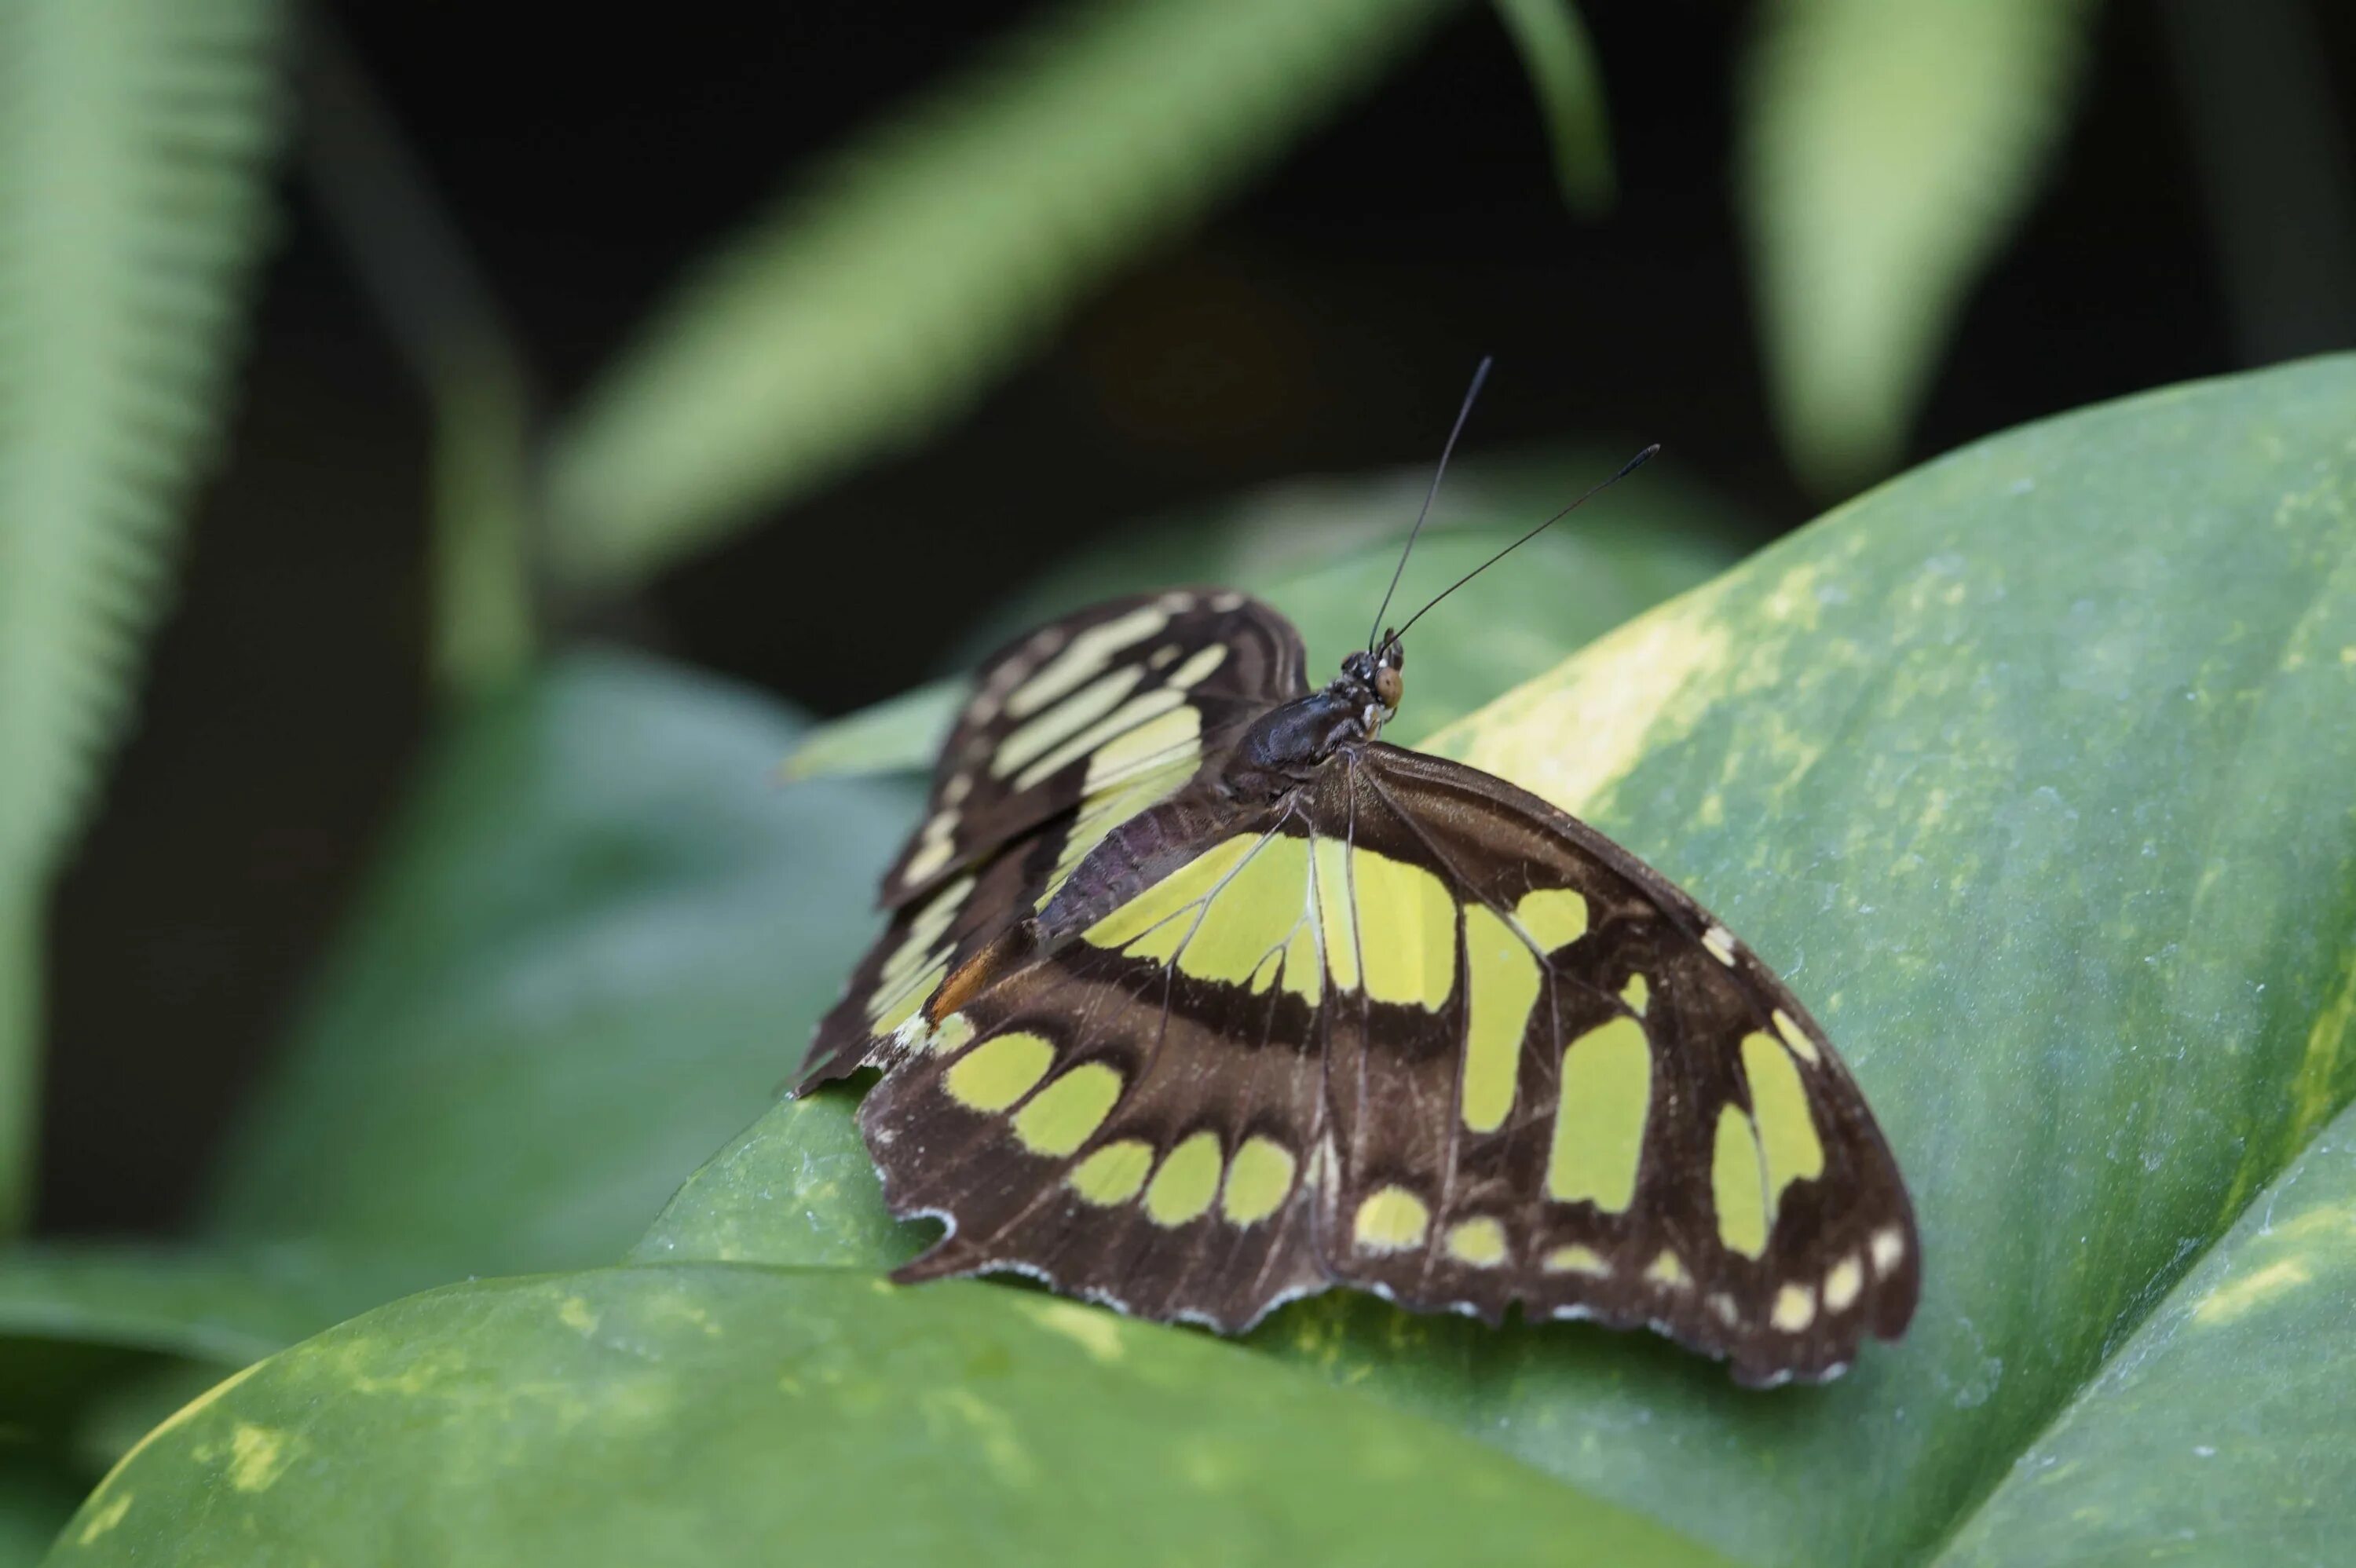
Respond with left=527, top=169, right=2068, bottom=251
left=1515, top=886, right=1590, bottom=952
left=1012, top=1063, right=1125, bottom=1156
left=1711, top=1106, right=1769, bottom=1259
left=944, top=1033, right=1055, bottom=1112
left=1069, top=1139, right=1154, bottom=1205
left=1462, top=905, right=1540, bottom=1132
left=1143, top=1131, right=1224, bottom=1226
left=1741, top=1031, right=1824, bottom=1216
left=1352, top=849, right=1455, bottom=1008
left=1546, top=1016, right=1652, bottom=1212
left=1219, top=1136, right=1297, bottom=1225
left=1005, top=605, right=1171, bottom=718
left=991, top=666, right=1144, bottom=776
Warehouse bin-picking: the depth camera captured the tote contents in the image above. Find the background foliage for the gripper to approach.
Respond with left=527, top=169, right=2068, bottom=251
left=2, top=0, right=2351, bottom=1561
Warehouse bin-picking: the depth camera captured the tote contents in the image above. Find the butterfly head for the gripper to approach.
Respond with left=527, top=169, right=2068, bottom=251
left=1341, top=635, right=1407, bottom=729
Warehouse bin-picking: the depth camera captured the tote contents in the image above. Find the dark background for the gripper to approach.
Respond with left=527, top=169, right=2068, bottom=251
left=42, top=2, right=2352, bottom=1230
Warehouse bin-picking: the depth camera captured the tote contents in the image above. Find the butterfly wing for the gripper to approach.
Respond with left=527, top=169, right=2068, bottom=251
left=857, top=792, right=1336, bottom=1329
left=797, top=590, right=1308, bottom=1090
left=1313, top=744, right=1917, bottom=1384
left=849, top=742, right=1916, bottom=1384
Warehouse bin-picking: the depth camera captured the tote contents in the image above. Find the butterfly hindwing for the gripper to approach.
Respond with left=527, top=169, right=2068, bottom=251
left=798, top=590, right=1308, bottom=1091
left=858, top=813, right=1334, bottom=1327
left=846, top=739, right=1916, bottom=1384
left=1314, top=744, right=1917, bottom=1383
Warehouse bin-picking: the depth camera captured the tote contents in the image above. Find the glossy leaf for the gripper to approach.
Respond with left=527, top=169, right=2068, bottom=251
left=199, top=652, right=919, bottom=1315
left=1935, top=1095, right=2356, bottom=1564
left=636, top=357, right=2356, bottom=1563
left=541, top=0, right=1460, bottom=593
left=1739, top=0, right=2098, bottom=486
left=785, top=454, right=1748, bottom=777
left=779, top=678, right=964, bottom=783
left=50, top=1266, right=1727, bottom=1566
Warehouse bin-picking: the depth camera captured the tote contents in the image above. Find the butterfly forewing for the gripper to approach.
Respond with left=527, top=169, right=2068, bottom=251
left=798, top=590, right=1309, bottom=1091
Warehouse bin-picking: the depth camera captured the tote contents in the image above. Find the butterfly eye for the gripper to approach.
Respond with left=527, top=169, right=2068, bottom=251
left=1374, top=667, right=1403, bottom=709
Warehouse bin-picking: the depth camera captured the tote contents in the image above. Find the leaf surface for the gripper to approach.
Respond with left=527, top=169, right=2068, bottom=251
left=49, top=1266, right=1726, bottom=1566
left=199, top=652, right=918, bottom=1314
left=638, top=358, right=2356, bottom=1563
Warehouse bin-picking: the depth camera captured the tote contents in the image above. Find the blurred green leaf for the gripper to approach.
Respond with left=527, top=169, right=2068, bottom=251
left=199, top=652, right=919, bottom=1318
left=298, top=24, right=538, bottom=697
left=52, top=1266, right=1726, bottom=1566
left=1491, top=0, right=1614, bottom=214
left=0, top=1246, right=327, bottom=1369
left=1934, top=1096, right=2356, bottom=1565
left=1739, top=0, right=2098, bottom=488
left=780, top=678, right=964, bottom=782
left=0, top=0, right=290, bottom=1229
left=0, top=1464, right=77, bottom=1567
left=786, top=452, right=1749, bottom=777
left=633, top=357, right=2356, bottom=1563
left=541, top=0, right=1462, bottom=594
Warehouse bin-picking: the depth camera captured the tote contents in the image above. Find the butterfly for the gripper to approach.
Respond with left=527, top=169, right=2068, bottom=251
left=795, top=414, right=1919, bottom=1387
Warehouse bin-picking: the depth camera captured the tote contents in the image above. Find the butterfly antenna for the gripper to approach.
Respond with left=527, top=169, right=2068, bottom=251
left=1369, top=355, right=1493, bottom=655
left=1388, top=444, right=1661, bottom=648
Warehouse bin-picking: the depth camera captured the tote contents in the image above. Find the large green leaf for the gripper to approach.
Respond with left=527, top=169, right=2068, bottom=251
left=199, top=652, right=919, bottom=1316
left=788, top=453, right=1748, bottom=777
left=49, top=1266, right=1726, bottom=1566
left=1739, top=0, right=2098, bottom=487
left=635, top=356, right=2356, bottom=1563
left=541, top=0, right=1461, bottom=594
left=0, top=0, right=290, bottom=1226
left=1934, top=1094, right=2356, bottom=1564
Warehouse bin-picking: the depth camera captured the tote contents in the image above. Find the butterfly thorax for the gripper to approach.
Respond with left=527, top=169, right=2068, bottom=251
left=1227, top=642, right=1404, bottom=795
